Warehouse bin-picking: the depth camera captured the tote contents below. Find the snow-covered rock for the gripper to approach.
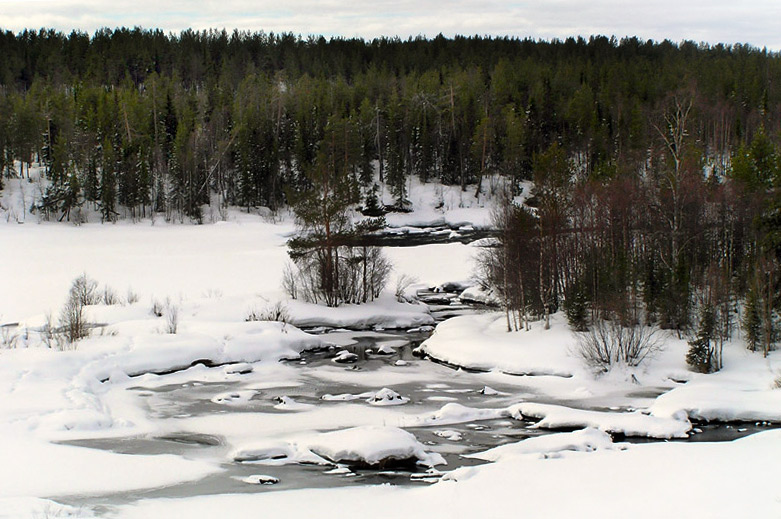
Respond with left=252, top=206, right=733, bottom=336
left=375, top=343, right=397, bottom=355
left=240, top=475, right=279, bottom=485
left=332, top=350, right=359, bottom=364
left=458, top=285, right=500, bottom=306
left=433, top=430, right=463, bottom=441
left=273, top=396, right=314, bottom=411
left=366, top=388, right=410, bottom=406
left=211, top=390, right=258, bottom=406
left=306, top=426, right=445, bottom=468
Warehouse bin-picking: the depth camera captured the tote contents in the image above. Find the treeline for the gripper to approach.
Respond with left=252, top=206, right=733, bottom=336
left=1, top=28, right=780, bottom=224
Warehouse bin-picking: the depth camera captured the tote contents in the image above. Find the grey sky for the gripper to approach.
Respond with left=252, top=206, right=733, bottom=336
left=1, top=1, right=779, bottom=50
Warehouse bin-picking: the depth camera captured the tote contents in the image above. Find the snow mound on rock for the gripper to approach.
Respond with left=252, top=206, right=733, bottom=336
left=307, top=426, right=445, bottom=467
left=366, top=388, right=410, bottom=406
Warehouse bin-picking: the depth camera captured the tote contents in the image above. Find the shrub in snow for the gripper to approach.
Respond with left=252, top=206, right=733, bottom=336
left=165, top=304, right=179, bottom=334
left=741, top=281, right=777, bottom=357
left=575, top=318, right=660, bottom=370
left=361, top=184, right=384, bottom=217
left=71, top=273, right=100, bottom=306
left=126, top=287, right=139, bottom=304
left=287, top=242, right=392, bottom=307
left=102, top=285, right=120, bottom=305
left=246, top=301, right=290, bottom=324
left=58, top=274, right=97, bottom=346
left=150, top=298, right=164, bottom=317
left=0, top=324, right=20, bottom=349
left=395, top=273, right=419, bottom=303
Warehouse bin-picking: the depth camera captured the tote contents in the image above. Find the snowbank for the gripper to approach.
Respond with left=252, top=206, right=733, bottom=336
left=286, top=297, right=433, bottom=330
left=401, top=402, right=507, bottom=427
left=466, top=428, right=615, bottom=461
left=508, top=402, right=691, bottom=439
left=650, top=347, right=781, bottom=422
left=419, top=312, right=581, bottom=377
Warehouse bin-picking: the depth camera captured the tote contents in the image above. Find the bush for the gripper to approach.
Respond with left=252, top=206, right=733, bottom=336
left=286, top=245, right=391, bottom=306
left=126, top=288, right=139, bottom=304
left=59, top=274, right=96, bottom=345
left=72, top=273, right=99, bottom=306
left=151, top=298, right=164, bottom=317
left=246, top=301, right=290, bottom=323
left=395, top=274, right=419, bottom=303
left=165, top=304, right=179, bottom=334
left=102, top=285, right=119, bottom=305
left=576, top=319, right=661, bottom=370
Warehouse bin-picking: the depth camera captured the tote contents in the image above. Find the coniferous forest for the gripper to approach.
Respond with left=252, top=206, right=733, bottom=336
left=2, top=29, right=781, bottom=366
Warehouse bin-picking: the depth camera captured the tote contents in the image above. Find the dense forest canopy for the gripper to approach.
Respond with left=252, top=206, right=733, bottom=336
left=1, top=28, right=780, bottom=221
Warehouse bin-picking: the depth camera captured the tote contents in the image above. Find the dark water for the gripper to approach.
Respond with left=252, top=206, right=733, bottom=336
left=362, top=226, right=496, bottom=247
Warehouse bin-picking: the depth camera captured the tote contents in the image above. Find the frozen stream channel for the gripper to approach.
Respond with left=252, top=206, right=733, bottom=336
left=56, top=301, right=775, bottom=513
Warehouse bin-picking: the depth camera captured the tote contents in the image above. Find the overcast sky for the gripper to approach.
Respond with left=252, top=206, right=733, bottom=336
left=1, top=1, right=779, bottom=50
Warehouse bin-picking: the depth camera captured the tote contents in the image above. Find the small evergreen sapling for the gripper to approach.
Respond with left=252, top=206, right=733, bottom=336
left=687, top=305, right=716, bottom=373
left=742, top=287, right=762, bottom=352
left=565, top=287, right=589, bottom=332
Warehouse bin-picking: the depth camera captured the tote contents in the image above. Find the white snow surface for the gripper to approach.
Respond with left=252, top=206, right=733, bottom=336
left=420, top=312, right=582, bottom=377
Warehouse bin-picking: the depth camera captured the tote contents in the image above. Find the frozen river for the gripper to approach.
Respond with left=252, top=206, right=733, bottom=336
left=55, top=300, right=775, bottom=514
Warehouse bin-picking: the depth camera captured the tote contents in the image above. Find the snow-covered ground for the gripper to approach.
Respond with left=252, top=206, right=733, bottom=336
left=1, top=171, right=780, bottom=518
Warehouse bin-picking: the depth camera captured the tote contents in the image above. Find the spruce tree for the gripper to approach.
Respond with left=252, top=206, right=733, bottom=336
left=565, top=286, right=589, bottom=332
left=687, top=304, right=716, bottom=373
left=742, top=287, right=762, bottom=352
